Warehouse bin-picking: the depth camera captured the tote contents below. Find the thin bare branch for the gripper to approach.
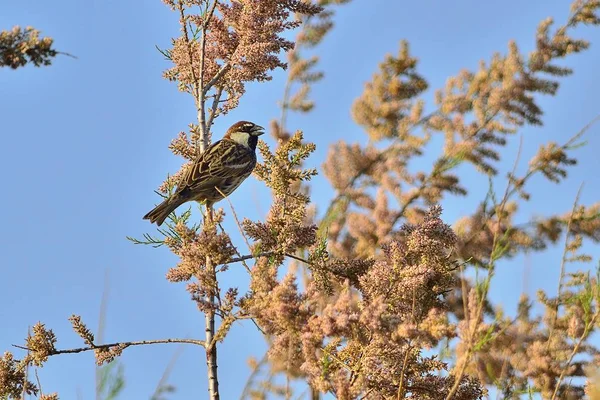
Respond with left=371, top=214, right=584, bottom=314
left=203, top=62, right=230, bottom=96
left=13, top=338, right=206, bottom=356
left=215, top=185, right=253, bottom=253
left=206, top=85, right=224, bottom=130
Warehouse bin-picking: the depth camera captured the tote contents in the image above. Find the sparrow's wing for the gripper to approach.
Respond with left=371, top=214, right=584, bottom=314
left=178, top=140, right=255, bottom=194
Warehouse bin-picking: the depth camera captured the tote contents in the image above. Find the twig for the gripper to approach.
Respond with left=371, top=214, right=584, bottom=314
left=206, top=85, right=224, bottom=131
left=214, top=187, right=256, bottom=273
left=56, top=51, right=78, bottom=59
left=551, top=309, right=600, bottom=399
left=546, top=184, right=583, bottom=350
left=213, top=250, right=310, bottom=272
left=13, top=338, right=206, bottom=355
left=203, top=62, right=231, bottom=95
left=197, top=0, right=219, bottom=150
left=214, top=186, right=253, bottom=252
left=284, top=252, right=311, bottom=265
left=34, top=369, right=42, bottom=398
left=151, top=344, right=185, bottom=400
left=217, top=222, right=253, bottom=273
left=250, top=317, right=266, bottom=336
left=229, top=252, right=272, bottom=264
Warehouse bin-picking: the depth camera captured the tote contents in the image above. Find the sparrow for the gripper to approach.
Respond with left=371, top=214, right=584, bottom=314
left=144, top=120, right=265, bottom=226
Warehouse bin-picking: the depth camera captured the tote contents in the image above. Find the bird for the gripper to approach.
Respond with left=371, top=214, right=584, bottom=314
left=143, top=120, right=265, bottom=226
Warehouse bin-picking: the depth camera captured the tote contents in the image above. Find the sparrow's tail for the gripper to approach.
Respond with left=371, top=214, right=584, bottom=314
left=143, top=196, right=186, bottom=226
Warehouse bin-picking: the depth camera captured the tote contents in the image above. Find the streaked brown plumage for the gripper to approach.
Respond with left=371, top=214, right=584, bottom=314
left=144, top=121, right=265, bottom=226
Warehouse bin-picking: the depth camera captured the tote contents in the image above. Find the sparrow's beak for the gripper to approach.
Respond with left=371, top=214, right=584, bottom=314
left=252, top=125, right=266, bottom=136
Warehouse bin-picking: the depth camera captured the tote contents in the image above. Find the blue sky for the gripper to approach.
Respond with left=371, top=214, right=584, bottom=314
left=1, top=1, right=599, bottom=399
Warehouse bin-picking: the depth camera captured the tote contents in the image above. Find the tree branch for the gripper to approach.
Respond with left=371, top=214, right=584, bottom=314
left=13, top=338, right=206, bottom=356
left=229, top=252, right=273, bottom=264
left=225, top=252, right=311, bottom=267
left=195, top=0, right=219, bottom=151
left=206, top=85, right=224, bottom=131
left=203, top=62, right=231, bottom=96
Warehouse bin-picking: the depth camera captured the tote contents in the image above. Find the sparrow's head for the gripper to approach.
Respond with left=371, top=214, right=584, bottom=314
left=224, top=121, right=265, bottom=150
